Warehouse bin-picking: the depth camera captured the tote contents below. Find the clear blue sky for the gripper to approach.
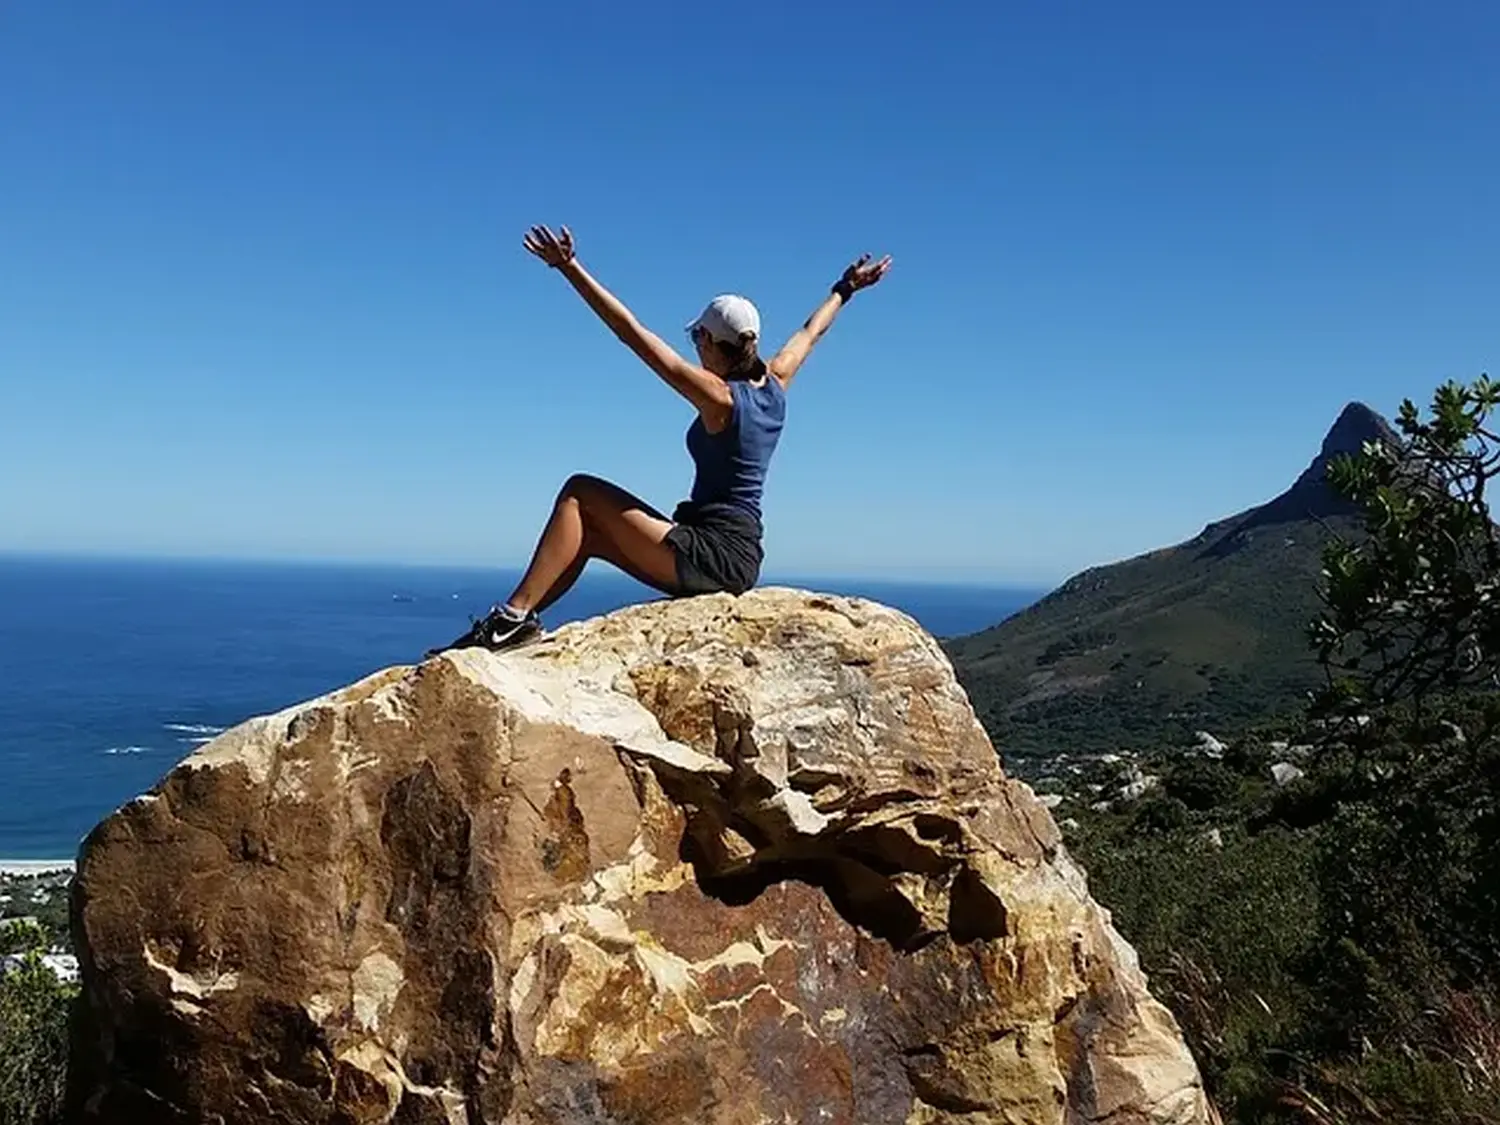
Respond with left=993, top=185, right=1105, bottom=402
left=2, top=1, right=1495, bottom=583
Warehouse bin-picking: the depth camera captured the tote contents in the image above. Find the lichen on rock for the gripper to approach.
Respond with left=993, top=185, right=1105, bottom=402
left=67, top=588, right=1218, bottom=1124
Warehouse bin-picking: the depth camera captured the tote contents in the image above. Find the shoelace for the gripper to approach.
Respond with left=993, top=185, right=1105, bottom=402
left=460, top=604, right=505, bottom=640
left=486, top=603, right=517, bottom=623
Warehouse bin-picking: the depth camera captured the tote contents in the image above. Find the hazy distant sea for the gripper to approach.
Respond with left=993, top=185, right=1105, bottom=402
left=0, top=555, right=1041, bottom=859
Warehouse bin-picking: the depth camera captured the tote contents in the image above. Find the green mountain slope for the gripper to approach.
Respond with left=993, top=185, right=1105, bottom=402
left=946, top=403, right=1395, bottom=764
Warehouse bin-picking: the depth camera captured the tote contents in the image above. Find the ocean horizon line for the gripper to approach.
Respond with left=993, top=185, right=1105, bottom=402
left=0, top=548, right=1059, bottom=592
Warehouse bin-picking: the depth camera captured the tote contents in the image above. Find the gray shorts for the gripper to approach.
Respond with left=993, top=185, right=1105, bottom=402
left=664, top=501, right=764, bottom=596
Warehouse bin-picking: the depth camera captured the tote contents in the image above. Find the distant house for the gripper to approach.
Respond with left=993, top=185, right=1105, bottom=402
left=0, top=951, right=79, bottom=984
left=43, top=953, right=79, bottom=983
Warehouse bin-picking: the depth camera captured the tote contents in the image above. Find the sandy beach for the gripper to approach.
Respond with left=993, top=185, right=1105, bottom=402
left=0, top=860, right=75, bottom=877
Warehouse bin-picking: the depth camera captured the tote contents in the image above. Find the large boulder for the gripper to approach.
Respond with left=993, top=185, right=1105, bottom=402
left=67, top=589, right=1217, bottom=1124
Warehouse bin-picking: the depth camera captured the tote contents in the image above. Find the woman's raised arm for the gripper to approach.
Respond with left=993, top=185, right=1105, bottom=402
left=770, top=253, right=893, bottom=390
left=523, top=225, right=732, bottom=421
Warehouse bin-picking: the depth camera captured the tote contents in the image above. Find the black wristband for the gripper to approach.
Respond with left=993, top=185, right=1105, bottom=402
left=832, top=279, right=856, bottom=303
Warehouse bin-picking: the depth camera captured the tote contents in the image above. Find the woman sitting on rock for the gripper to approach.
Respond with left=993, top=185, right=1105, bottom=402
left=433, top=224, right=891, bottom=654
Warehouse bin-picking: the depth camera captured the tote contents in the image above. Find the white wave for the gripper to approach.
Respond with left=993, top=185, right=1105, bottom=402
left=163, top=723, right=225, bottom=735
left=187, top=736, right=216, bottom=745
left=103, top=746, right=151, bottom=755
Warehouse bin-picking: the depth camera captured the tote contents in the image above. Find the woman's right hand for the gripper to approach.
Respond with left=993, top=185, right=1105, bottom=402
left=524, top=224, right=576, bottom=268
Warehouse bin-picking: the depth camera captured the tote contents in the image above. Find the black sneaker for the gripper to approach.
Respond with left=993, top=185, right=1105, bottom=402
left=426, top=605, right=542, bottom=657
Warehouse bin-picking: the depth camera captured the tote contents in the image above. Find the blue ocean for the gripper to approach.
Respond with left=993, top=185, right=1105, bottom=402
left=0, top=555, right=1040, bottom=859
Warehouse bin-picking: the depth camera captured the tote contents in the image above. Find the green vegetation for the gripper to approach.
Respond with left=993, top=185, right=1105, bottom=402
left=1066, top=747, right=1320, bottom=1119
left=0, top=921, right=73, bottom=1125
left=945, top=406, right=1393, bottom=764
left=1067, top=729, right=1500, bottom=1123
left=1055, top=379, right=1500, bottom=1123
left=948, top=522, right=1351, bottom=761
left=1, top=874, right=74, bottom=1125
left=0, top=874, right=70, bottom=953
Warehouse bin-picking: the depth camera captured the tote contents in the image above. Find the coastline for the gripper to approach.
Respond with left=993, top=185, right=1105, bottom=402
left=0, top=562, right=1045, bottom=868
left=0, top=859, right=75, bottom=877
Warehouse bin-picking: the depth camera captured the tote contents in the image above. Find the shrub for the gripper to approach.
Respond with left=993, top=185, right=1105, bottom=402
left=1165, top=758, right=1245, bottom=811
left=0, top=921, right=73, bottom=1125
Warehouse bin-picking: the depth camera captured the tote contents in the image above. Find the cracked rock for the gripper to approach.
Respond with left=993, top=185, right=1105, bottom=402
left=68, top=587, right=1217, bottom=1125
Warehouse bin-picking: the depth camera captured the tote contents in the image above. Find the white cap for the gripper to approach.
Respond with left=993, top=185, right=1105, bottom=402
left=687, top=294, right=760, bottom=344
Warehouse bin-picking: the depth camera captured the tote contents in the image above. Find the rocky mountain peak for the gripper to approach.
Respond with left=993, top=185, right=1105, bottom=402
left=1269, top=401, right=1400, bottom=513
left=1304, top=401, right=1401, bottom=483
left=1199, top=401, right=1399, bottom=554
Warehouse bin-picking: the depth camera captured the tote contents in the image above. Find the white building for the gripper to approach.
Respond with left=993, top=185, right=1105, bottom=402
left=0, top=951, right=79, bottom=984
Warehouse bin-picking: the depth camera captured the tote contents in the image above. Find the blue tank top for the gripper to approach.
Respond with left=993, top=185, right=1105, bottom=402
left=685, top=376, right=786, bottom=519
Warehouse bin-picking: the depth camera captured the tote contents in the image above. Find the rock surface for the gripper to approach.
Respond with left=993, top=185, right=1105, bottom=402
left=1193, top=733, right=1226, bottom=759
left=1270, top=762, right=1305, bottom=787
left=68, top=589, right=1217, bottom=1125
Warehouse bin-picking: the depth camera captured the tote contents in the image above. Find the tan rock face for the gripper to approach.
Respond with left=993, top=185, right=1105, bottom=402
left=67, top=588, right=1217, bottom=1125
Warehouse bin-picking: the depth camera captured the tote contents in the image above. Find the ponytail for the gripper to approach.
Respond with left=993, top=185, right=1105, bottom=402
left=723, top=331, right=766, bottom=381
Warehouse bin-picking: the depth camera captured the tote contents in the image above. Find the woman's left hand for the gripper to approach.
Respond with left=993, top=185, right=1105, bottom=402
left=839, top=252, right=893, bottom=292
left=524, top=225, right=576, bottom=268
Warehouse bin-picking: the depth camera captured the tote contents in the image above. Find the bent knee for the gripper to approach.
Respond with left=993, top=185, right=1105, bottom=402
left=562, top=472, right=610, bottom=493
left=557, top=473, right=607, bottom=503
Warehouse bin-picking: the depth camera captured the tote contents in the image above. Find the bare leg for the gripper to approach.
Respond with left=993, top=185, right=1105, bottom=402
left=535, top=553, right=588, bottom=615
left=506, top=475, right=679, bottom=613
